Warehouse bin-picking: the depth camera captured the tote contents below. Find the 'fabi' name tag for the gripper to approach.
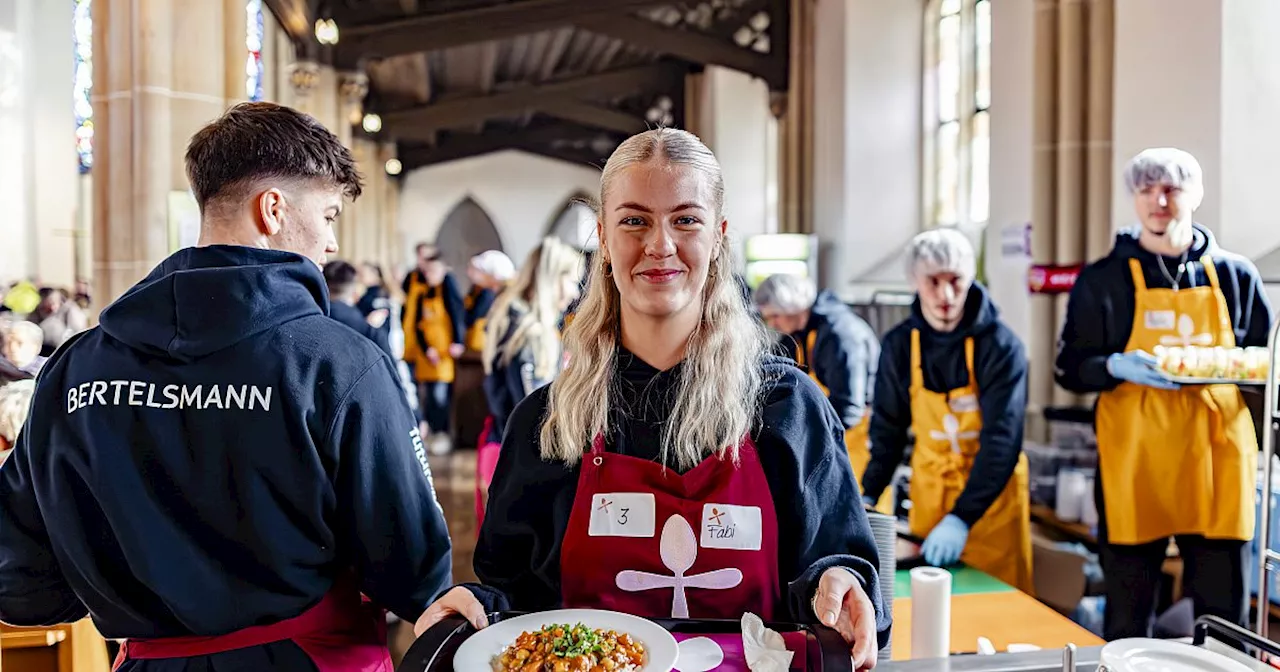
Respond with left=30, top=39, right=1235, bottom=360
left=588, top=493, right=656, bottom=538
left=700, top=504, right=763, bottom=551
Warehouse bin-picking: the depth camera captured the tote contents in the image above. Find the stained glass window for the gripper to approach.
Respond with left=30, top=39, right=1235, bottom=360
left=246, top=0, right=264, bottom=101
left=926, top=0, right=990, bottom=228
left=73, top=0, right=93, bottom=173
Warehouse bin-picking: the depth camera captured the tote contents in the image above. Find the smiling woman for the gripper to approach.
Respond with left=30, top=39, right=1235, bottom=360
left=416, top=128, right=893, bottom=670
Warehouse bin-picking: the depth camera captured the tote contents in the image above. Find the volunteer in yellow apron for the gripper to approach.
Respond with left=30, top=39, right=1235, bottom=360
left=1056, top=148, right=1271, bottom=639
left=862, top=228, right=1033, bottom=594
left=464, top=250, right=515, bottom=352
left=403, top=252, right=466, bottom=454
left=753, top=275, right=885, bottom=504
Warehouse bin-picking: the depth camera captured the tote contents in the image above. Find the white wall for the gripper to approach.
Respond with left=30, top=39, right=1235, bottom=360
left=697, top=66, right=772, bottom=253
left=397, top=150, right=602, bottom=270
left=813, top=0, right=923, bottom=298
left=3, top=0, right=78, bottom=286
left=983, top=0, right=1037, bottom=346
left=1111, top=0, right=1222, bottom=236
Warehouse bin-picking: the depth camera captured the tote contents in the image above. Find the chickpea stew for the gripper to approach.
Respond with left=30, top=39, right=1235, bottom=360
left=495, top=622, right=647, bottom=672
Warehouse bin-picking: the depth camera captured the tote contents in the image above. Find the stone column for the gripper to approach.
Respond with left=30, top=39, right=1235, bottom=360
left=92, top=0, right=245, bottom=304
left=379, top=142, right=402, bottom=276
left=224, top=0, right=249, bottom=105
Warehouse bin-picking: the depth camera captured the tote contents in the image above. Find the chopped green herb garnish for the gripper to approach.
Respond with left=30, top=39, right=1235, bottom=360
left=540, top=622, right=613, bottom=658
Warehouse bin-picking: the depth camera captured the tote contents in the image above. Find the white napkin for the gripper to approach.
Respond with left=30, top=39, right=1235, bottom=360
left=741, top=612, right=794, bottom=672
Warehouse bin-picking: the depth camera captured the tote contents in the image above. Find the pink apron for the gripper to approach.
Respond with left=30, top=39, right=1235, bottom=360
left=560, top=434, right=781, bottom=621
left=113, top=573, right=391, bottom=672
left=475, top=416, right=502, bottom=531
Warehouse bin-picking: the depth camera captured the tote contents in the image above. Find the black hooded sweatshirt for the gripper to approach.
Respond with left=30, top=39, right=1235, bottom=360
left=785, top=290, right=880, bottom=430
left=0, top=246, right=452, bottom=668
left=862, top=282, right=1028, bottom=527
left=1056, top=223, right=1272, bottom=393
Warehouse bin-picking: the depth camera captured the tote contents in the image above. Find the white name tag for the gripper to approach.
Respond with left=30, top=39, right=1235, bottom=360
left=700, top=504, right=763, bottom=551
left=948, top=394, right=979, bottom=413
left=588, top=493, right=656, bottom=538
left=1144, top=310, right=1176, bottom=330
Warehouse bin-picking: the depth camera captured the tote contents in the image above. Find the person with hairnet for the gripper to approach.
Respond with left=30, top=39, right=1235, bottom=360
left=464, top=250, right=516, bottom=353
left=861, top=228, right=1032, bottom=593
left=1056, top=148, right=1271, bottom=638
left=752, top=274, right=887, bottom=510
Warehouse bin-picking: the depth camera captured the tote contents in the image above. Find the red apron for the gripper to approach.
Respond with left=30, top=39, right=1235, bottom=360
left=560, top=435, right=781, bottom=621
left=113, top=573, right=391, bottom=672
left=475, top=415, right=503, bottom=531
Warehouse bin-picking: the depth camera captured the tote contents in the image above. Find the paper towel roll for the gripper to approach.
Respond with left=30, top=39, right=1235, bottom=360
left=1056, top=469, right=1087, bottom=522
left=910, top=567, right=951, bottom=660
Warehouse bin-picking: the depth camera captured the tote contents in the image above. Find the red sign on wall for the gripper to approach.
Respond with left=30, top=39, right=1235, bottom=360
left=1028, top=264, right=1082, bottom=294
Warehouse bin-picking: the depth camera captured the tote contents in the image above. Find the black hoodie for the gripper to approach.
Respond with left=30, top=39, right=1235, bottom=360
left=785, top=290, right=880, bottom=430
left=862, top=282, right=1028, bottom=527
left=1056, top=223, right=1272, bottom=393
left=0, top=247, right=452, bottom=648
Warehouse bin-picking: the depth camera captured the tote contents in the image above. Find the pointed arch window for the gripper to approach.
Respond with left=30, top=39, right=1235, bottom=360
left=924, top=0, right=990, bottom=228
left=246, top=0, right=265, bottom=101
left=73, top=0, right=93, bottom=173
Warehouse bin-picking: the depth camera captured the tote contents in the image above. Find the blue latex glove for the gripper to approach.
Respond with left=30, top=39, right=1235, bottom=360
left=921, top=514, right=970, bottom=567
left=1106, top=351, right=1180, bottom=390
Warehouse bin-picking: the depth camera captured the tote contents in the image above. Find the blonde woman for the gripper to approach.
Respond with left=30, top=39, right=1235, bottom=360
left=475, top=238, right=583, bottom=527
left=418, top=129, right=886, bottom=668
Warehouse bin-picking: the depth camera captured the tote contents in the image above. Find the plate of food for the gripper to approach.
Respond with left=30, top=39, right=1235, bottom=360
left=1153, top=345, right=1272, bottom=385
left=453, top=609, right=680, bottom=672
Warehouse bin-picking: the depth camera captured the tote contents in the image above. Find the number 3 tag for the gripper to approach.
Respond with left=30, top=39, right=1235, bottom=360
left=588, top=492, right=656, bottom=538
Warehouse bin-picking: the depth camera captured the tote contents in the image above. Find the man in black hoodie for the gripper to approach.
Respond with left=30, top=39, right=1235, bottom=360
left=324, top=260, right=393, bottom=358
left=862, top=227, right=1033, bottom=594
left=0, top=102, right=452, bottom=671
left=752, top=274, right=883, bottom=498
left=1056, top=148, right=1270, bottom=638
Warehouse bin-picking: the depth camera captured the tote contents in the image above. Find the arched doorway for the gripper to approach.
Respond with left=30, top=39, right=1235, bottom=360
left=436, top=197, right=502, bottom=447
left=435, top=196, right=503, bottom=292
left=546, top=193, right=599, bottom=252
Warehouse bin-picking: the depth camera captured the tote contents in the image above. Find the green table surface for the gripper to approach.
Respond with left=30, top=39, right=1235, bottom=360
left=893, top=565, right=1014, bottom=598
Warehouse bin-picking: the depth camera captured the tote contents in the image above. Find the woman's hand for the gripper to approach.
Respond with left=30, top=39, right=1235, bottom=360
left=414, top=587, right=489, bottom=637
left=813, top=567, right=879, bottom=670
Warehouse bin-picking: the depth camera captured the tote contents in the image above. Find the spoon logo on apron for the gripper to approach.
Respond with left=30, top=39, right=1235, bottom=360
left=1157, top=313, right=1213, bottom=347
left=615, top=515, right=743, bottom=618
left=929, top=413, right=979, bottom=454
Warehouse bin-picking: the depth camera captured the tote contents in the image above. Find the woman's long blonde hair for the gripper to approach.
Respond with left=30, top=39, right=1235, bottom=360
left=482, top=237, right=584, bottom=380
left=540, top=128, right=773, bottom=470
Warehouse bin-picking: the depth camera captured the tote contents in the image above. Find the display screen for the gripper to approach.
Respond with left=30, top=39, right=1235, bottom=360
left=744, top=234, right=813, bottom=262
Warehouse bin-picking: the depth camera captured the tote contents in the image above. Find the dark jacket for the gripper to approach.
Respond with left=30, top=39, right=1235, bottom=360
left=787, top=290, right=880, bottom=429
left=482, top=305, right=557, bottom=446
left=330, top=300, right=393, bottom=359
left=863, top=282, right=1028, bottom=527
left=467, top=351, right=892, bottom=650
left=1056, top=223, right=1272, bottom=393
left=0, top=246, right=452, bottom=648
left=356, top=286, right=391, bottom=340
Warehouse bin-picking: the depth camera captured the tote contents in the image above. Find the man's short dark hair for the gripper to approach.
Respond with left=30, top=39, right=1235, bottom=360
left=323, top=261, right=360, bottom=297
left=185, top=102, right=363, bottom=211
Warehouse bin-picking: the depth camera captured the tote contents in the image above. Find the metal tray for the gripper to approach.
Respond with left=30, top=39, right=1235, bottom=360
left=398, top=611, right=853, bottom=672
left=1157, top=374, right=1267, bottom=386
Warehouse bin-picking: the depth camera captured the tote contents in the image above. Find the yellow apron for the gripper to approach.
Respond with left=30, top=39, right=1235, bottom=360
left=464, top=287, right=487, bottom=353
left=794, top=330, right=891, bottom=513
left=402, top=283, right=455, bottom=383
left=1094, top=256, right=1257, bottom=545
left=907, top=330, right=1034, bottom=594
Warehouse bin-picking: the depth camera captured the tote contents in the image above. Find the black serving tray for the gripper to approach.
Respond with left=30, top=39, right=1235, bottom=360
left=398, top=611, right=853, bottom=672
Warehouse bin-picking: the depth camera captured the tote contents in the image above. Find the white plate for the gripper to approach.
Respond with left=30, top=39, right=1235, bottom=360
left=1100, top=639, right=1255, bottom=672
left=453, top=609, right=680, bottom=672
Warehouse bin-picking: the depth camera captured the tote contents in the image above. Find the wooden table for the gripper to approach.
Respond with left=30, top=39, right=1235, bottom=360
left=0, top=620, right=110, bottom=672
left=889, top=567, right=1104, bottom=661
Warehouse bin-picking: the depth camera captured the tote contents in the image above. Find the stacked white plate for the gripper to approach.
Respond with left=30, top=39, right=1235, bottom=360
left=1099, top=639, right=1256, bottom=672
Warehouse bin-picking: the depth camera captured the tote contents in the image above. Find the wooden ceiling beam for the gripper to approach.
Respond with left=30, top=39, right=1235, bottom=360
left=262, top=0, right=314, bottom=48
left=398, top=124, right=610, bottom=170
left=334, top=0, right=662, bottom=69
left=540, top=100, right=649, bottom=135
left=382, top=63, right=683, bottom=139
left=575, top=14, right=787, bottom=91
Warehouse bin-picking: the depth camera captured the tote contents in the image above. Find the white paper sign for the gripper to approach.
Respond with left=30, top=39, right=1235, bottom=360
left=588, top=492, right=656, bottom=538
left=700, top=504, right=763, bottom=551
left=1144, top=310, right=1176, bottom=330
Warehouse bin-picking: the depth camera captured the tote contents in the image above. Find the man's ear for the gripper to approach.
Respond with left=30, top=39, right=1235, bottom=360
left=258, top=188, right=286, bottom=236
